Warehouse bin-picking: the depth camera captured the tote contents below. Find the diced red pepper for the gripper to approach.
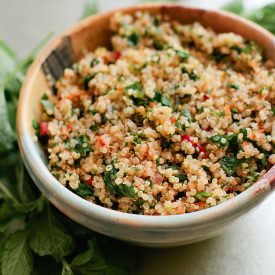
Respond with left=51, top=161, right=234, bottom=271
left=114, top=51, right=121, bottom=60
left=203, top=94, right=209, bottom=101
left=85, top=176, right=94, bottom=186
left=98, top=136, right=106, bottom=146
left=170, top=117, right=176, bottom=124
left=181, top=135, right=192, bottom=142
left=40, top=121, right=48, bottom=136
left=181, top=135, right=206, bottom=157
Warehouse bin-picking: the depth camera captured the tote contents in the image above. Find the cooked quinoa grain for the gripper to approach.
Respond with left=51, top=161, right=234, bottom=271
left=36, top=12, right=275, bottom=215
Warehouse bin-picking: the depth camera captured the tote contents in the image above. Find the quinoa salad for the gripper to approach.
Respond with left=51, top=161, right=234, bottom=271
left=33, top=11, right=275, bottom=215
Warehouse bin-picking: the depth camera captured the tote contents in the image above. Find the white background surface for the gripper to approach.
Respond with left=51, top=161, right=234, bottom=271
left=0, top=1, right=274, bottom=274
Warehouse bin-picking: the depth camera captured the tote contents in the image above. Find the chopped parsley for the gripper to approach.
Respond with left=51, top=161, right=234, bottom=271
left=127, top=32, right=139, bottom=46
left=68, top=135, right=92, bottom=157
left=195, top=191, right=212, bottom=201
left=176, top=50, right=190, bottom=61
left=181, top=66, right=199, bottom=81
left=219, top=156, right=243, bottom=176
left=83, top=73, right=97, bottom=90
left=228, top=83, right=239, bottom=90
left=74, top=183, right=93, bottom=197
left=40, top=94, right=54, bottom=112
left=153, top=90, right=172, bottom=107
left=103, top=162, right=136, bottom=198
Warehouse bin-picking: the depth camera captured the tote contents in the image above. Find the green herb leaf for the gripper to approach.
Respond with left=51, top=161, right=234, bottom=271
left=0, top=90, right=15, bottom=154
left=127, top=33, right=139, bottom=46
left=195, top=191, right=212, bottom=201
left=153, top=40, right=164, bottom=50
left=68, top=135, right=92, bottom=157
left=228, top=83, right=239, bottom=90
left=1, top=230, right=33, bottom=275
left=83, top=73, right=97, bottom=90
left=40, top=95, right=54, bottom=112
left=74, top=183, right=94, bottom=197
left=176, top=50, right=190, bottom=61
left=28, top=206, right=74, bottom=259
left=103, top=163, right=135, bottom=198
left=219, top=156, right=243, bottom=176
left=177, top=173, right=187, bottom=182
left=153, top=90, right=171, bottom=107
left=181, top=66, right=199, bottom=81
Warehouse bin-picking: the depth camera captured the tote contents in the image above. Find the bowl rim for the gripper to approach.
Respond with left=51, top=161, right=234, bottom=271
left=17, top=3, right=275, bottom=228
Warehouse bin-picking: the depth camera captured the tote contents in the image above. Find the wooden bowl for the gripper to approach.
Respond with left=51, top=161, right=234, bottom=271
left=17, top=3, right=275, bottom=247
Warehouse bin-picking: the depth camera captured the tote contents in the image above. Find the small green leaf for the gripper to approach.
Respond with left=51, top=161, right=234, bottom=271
left=127, top=33, right=139, bottom=46
left=74, top=183, right=94, bottom=197
left=153, top=40, right=164, bottom=50
left=68, top=135, right=92, bottom=157
left=40, top=94, right=54, bottom=111
left=177, top=173, right=187, bottom=182
left=153, top=91, right=171, bottom=107
left=28, top=206, right=74, bottom=259
left=83, top=73, right=97, bottom=90
left=195, top=192, right=212, bottom=200
left=228, top=83, right=239, bottom=90
left=0, top=90, right=15, bottom=154
left=219, top=156, right=243, bottom=176
left=176, top=50, right=190, bottom=61
left=124, top=81, right=142, bottom=92
left=1, top=230, right=33, bottom=275
left=103, top=163, right=135, bottom=198
left=181, top=66, right=199, bottom=81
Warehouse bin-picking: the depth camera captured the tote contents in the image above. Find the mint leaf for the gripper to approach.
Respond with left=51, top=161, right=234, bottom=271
left=1, top=230, right=33, bottom=275
left=28, top=206, right=74, bottom=259
left=0, top=39, right=17, bottom=82
left=0, top=90, right=15, bottom=153
left=71, top=240, right=128, bottom=275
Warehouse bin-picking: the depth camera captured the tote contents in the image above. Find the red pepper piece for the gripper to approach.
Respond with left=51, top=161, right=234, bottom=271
left=85, top=177, right=94, bottom=186
left=114, top=51, right=121, bottom=60
left=40, top=121, right=48, bottom=136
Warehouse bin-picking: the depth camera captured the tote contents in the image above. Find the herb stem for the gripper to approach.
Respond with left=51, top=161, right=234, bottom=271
left=0, top=179, right=19, bottom=204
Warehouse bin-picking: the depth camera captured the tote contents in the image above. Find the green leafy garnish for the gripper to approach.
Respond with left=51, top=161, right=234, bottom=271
left=176, top=109, right=191, bottom=129
left=219, top=156, right=243, bottom=176
left=40, top=94, right=54, bottom=112
left=228, top=83, right=239, bottom=90
left=28, top=207, right=74, bottom=259
left=74, top=183, right=94, bottom=197
left=103, top=163, right=136, bottom=198
left=83, top=73, right=97, bottom=90
left=124, top=81, right=148, bottom=106
left=181, top=66, right=199, bottom=81
left=127, top=33, right=139, bottom=46
left=153, top=90, right=172, bottom=107
left=177, top=173, right=187, bottom=182
left=195, top=192, right=212, bottom=201
left=176, top=50, right=190, bottom=61
left=68, top=135, right=91, bottom=157
left=1, top=230, right=33, bottom=275
left=153, top=40, right=164, bottom=50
